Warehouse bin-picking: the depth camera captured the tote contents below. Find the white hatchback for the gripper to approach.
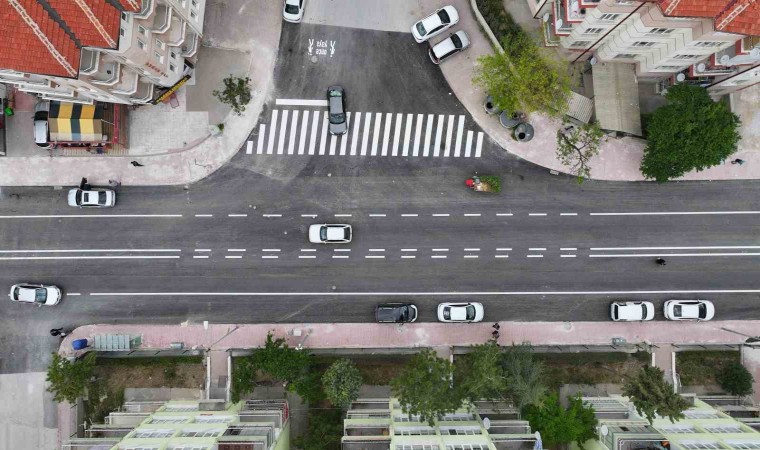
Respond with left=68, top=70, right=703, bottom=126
left=437, top=302, right=484, bottom=323
left=9, top=283, right=62, bottom=306
left=411, top=5, right=459, bottom=43
left=429, top=30, right=470, bottom=64
left=308, top=224, right=352, bottom=243
left=664, top=300, right=715, bottom=321
left=610, top=301, right=655, bottom=321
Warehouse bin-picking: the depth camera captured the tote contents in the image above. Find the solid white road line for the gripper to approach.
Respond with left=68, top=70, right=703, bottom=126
left=560, top=213, right=578, bottom=216
left=444, top=115, right=454, bottom=157
left=298, top=111, right=309, bottom=155
left=228, top=214, right=248, bottom=217
left=227, top=249, right=246, bottom=252
left=392, top=113, right=403, bottom=156
left=529, top=248, right=547, bottom=251
left=262, top=255, right=279, bottom=259
left=591, top=245, right=760, bottom=251
left=257, top=124, right=266, bottom=154
left=0, top=249, right=181, bottom=253
left=464, top=130, right=473, bottom=158
left=299, top=255, right=317, bottom=259
left=464, top=213, right=481, bottom=217
left=412, top=113, right=423, bottom=157
left=529, top=213, right=547, bottom=216
left=369, top=214, right=386, bottom=217
left=277, top=110, right=289, bottom=155
left=433, top=114, right=444, bottom=157
left=350, top=112, right=361, bottom=155
left=246, top=140, right=253, bottom=155
left=335, top=214, right=352, bottom=217
left=332, top=255, right=349, bottom=259
left=371, top=112, right=382, bottom=156
left=401, top=214, right=418, bottom=217
left=365, top=255, right=386, bottom=259
left=0, top=256, right=180, bottom=260
left=329, top=132, right=337, bottom=156
left=225, top=256, right=243, bottom=259
left=454, top=115, right=465, bottom=157
left=423, top=114, right=434, bottom=157
left=0, top=214, right=181, bottom=219
left=591, top=253, right=760, bottom=258
left=288, top=110, right=299, bottom=155
left=527, top=255, right=544, bottom=258
left=360, top=112, right=372, bottom=155
left=560, top=247, right=578, bottom=251
left=91, top=289, right=760, bottom=296
left=308, top=110, right=319, bottom=155
left=382, top=113, right=392, bottom=156
left=301, top=214, right=318, bottom=218
left=275, top=99, right=328, bottom=106
left=195, top=214, right=213, bottom=217
left=432, top=213, right=450, bottom=217
left=590, top=211, right=760, bottom=216
left=496, top=213, right=513, bottom=217
left=319, top=111, right=329, bottom=155
left=262, top=214, right=282, bottom=218
left=267, top=110, right=278, bottom=154
left=561, top=255, right=577, bottom=258
left=464, top=248, right=480, bottom=251
left=340, top=112, right=350, bottom=155
left=402, top=113, right=413, bottom=156
left=262, top=249, right=281, bottom=252
left=475, top=132, right=484, bottom=158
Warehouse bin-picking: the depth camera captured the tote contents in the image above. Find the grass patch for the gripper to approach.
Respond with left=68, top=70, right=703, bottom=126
left=676, top=351, right=740, bottom=386
left=536, top=352, right=650, bottom=390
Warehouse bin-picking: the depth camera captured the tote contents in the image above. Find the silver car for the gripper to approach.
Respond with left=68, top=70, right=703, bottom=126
left=9, top=283, right=62, bottom=306
left=327, top=86, right=347, bottom=135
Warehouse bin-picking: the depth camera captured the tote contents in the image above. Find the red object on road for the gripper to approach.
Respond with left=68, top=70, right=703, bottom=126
left=465, top=178, right=475, bottom=187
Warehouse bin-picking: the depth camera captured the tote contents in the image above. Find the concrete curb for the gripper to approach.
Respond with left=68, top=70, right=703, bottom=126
left=469, top=0, right=505, bottom=54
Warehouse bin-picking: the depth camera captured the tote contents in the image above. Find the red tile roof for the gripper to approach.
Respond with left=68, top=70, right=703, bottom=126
left=0, top=0, right=141, bottom=78
left=657, top=0, right=760, bottom=36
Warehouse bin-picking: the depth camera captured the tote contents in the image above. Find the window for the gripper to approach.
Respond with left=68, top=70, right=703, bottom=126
left=138, top=25, right=146, bottom=35
left=191, top=0, right=198, bottom=6
left=394, top=414, right=421, bottom=422
left=395, top=427, right=436, bottom=436
left=599, top=13, right=620, bottom=21
left=155, top=38, right=164, bottom=49
left=137, top=40, right=146, bottom=50
left=614, top=53, right=637, bottom=59
left=164, top=404, right=198, bottom=412
left=396, top=446, right=439, bottom=450
left=679, top=442, right=721, bottom=450
left=440, top=427, right=482, bottom=435
left=648, top=28, right=674, bottom=35
left=659, top=425, right=695, bottom=433
left=570, top=41, right=591, bottom=47
left=673, top=54, right=700, bottom=60
left=170, top=51, right=178, bottom=59
left=194, top=415, right=232, bottom=423
left=584, top=27, right=604, bottom=34
left=132, top=429, right=174, bottom=438
left=190, top=10, right=197, bottom=20
left=169, top=63, right=177, bottom=73
left=446, top=446, right=489, bottom=450
left=121, top=12, right=130, bottom=22
left=631, top=41, right=656, bottom=47
left=150, top=416, right=188, bottom=424
left=695, top=41, right=723, bottom=48
left=122, top=447, right=159, bottom=450
left=171, top=446, right=208, bottom=450
left=180, top=429, right=222, bottom=438
left=120, top=27, right=125, bottom=37
left=154, top=51, right=164, bottom=63
left=440, top=413, right=475, bottom=421
left=684, top=410, right=721, bottom=419
left=705, top=425, right=744, bottom=433
left=727, top=442, right=760, bottom=450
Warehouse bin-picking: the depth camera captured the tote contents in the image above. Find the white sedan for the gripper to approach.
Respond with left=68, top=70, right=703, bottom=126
left=68, top=188, right=116, bottom=208
left=283, top=0, right=305, bottom=23
left=664, top=300, right=715, bottom=321
left=437, top=302, right=484, bottom=323
left=610, top=301, right=655, bottom=321
left=308, top=224, right=352, bottom=243
left=9, top=283, right=62, bottom=306
left=411, top=5, right=459, bottom=43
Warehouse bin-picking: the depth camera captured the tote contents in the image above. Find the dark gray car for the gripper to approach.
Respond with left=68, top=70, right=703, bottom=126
left=327, top=86, right=347, bottom=135
left=375, top=303, right=418, bottom=323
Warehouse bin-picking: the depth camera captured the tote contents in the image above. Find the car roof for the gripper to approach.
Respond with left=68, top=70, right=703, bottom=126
left=325, top=226, right=346, bottom=240
left=17, top=286, right=39, bottom=302
left=616, top=303, right=645, bottom=320
left=377, top=304, right=407, bottom=321
left=449, top=305, right=468, bottom=321
left=432, top=32, right=468, bottom=58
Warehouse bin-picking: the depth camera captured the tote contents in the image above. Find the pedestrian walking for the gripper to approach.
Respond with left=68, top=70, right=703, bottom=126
left=50, top=328, right=62, bottom=336
left=492, top=323, right=500, bottom=330
left=731, top=159, right=745, bottom=165
left=130, top=161, right=144, bottom=167
left=656, top=257, right=667, bottom=266
left=492, top=330, right=500, bottom=340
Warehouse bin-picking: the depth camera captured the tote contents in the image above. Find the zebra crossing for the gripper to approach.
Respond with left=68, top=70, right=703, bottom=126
left=247, top=102, right=485, bottom=158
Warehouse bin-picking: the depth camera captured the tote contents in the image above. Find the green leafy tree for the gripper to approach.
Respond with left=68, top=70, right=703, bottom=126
left=456, top=341, right=508, bottom=403
left=501, top=343, right=547, bottom=409
left=474, top=33, right=571, bottom=117
left=289, top=368, right=325, bottom=404
left=719, top=361, right=754, bottom=396
left=623, top=366, right=690, bottom=424
left=640, top=84, right=741, bottom=182
left=391, top=349, right=463, bottom=426
left=231, top=355, right=257, bottom=403
left=322, top=359, right=363, bottom=408
left=556, top=122, right=605, bottom=182
left=522, top=393, right=598, bottom=448
left=46, top=352, right=97, bottom=403
left=294, top=409, right=343, bottom=450
left=213, top=75, right=252, bottom=115
left=252, top=333, right=311, bottom=382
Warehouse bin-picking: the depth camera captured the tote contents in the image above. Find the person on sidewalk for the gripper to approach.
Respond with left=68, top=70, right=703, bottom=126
left=108, top=179, right=121, bottom=188
left=731, top=159, right=745, bottom=165
left=130, top=161, right=144, bottom=167
left=50, top=328, right=68, bottom=338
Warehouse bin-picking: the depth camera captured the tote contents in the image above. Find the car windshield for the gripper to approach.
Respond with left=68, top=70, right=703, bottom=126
left=640, top=305, right=646, bottom=317
left=35, top=288, right=47, bottom=303
left=465, top=305, right=476, bottom=320
left=285, top=4, right=299, bottom=13
left=451, top=34, right=462, bottom=49
left=98, top=191, right=107, bottom=204
left=320, top=227, right=327, bottom=241
left=698, top=303, right=707, bottom=318
left=673, top=305, right=683, bottom=317
left=415, top=22, right=427, bottom=36
left=443, top=307, right=451, bottom=320
left=438, top=9, right=450, bottom=24
left=330, top=112, right=345, bottom=124
left=75, top=191, right=83, bottom=204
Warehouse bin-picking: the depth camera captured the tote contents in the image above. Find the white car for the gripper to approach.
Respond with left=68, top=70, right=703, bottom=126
left=411, top=5, right=459, bottom=43
left=33, top=101, right=50, bottom=148
left=309, top=224, right=352, bottom=243
left=68, top=188, right=116, bottom=208
left=610, top=301, right=655, bottom=321
left=9, top=283, right=62, bottom=306
left=429, top=30, right=470, bottom=64
left=664, top=300, right=715, bottom=321
left=437, top=302, right=484, bottom=323
left=283, top=0, right=305, bottom=23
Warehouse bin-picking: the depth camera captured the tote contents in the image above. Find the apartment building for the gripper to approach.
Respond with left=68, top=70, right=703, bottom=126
left=341, top=398, right=538, bottom=450
left=0, top=0, right=205, bottom=105
left=63, top=399, right=290, bottom=450
left=526, top=0, right=760, bottom=95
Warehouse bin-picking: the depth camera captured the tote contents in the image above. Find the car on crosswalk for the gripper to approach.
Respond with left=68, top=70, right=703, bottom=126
left=68, top=188, right=116, bottom=208
left=283, top=0, right=305, bottom=23
left=429, top=30, right=470, bottom=65
left=664, top=300, right=715, bottom=321
left=309, top=224, right=352, bottom=243
left=9, top=283, right=62, bottom=306
left=437, top=302, right=484, bottom=323
left=411, top=5, right=459, bottom=43
left=327, top=86, right=347, bottom=135
left=610, top=301, right=655, bottom=321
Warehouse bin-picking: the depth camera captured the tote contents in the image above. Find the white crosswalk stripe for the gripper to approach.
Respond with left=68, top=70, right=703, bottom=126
left=253, top=109, right=486, bottom=158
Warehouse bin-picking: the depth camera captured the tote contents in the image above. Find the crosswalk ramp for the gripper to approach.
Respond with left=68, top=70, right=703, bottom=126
left=247, top=101, right=486, bottom=158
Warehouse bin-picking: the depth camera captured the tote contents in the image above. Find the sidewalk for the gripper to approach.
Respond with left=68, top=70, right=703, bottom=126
left=440, top=0, right=760, bottom=181
left=0, top=0, right=282, bottom=187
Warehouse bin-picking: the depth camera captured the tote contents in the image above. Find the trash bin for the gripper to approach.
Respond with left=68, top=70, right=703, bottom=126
left=72, top=338, right=88, bottom=350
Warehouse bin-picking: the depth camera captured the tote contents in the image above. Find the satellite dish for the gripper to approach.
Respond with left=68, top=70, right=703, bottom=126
left=676, top=73, right=686, bottom=82
left=601, top=425, right=609, bottom=436
left=556, top=18, right=563, bottom=28
left=697, top=62, right=706, bottom=72
left=483, top=418, right=491, bottom=429
left=720, top=54, right=730, bottom=65
left=590, top=56, right=598, bottom=65
left=543, top=13, right=550, bottom=22
left=750, top=48, right=760, bottom=58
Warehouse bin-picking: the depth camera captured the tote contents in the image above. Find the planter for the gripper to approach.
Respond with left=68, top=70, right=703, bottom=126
left=499, top=111, right=521, bottom=129
left=514, top=123, right=535, bottom=142
left=484, top=96, right=501, bottom=115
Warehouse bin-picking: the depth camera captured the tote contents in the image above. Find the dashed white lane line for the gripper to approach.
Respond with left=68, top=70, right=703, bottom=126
left=227, top=249, right=246, bottom=252
left=463, top=213, right=481, bottom=217
left=299, top=255, right=317, bottom=259
left=332, top=255, right=350, bottom=259
left=333, top=249, right=351, bottom=252
left=560, top=213, right=578, bottom=216
left=591, top=245, right=760, bottom=250
left=262, top=249, right=281, bottom=252
left=433, top=248, right=449, bottom=252
left=193, top=256, right=209, bottom=259
left=263, top=214, right=282, bottom=218
left=67, top=293, right=81, bottom=296
left=335, top=214, right=352, bottom=217
left=225, top=256, right=243, bottom=259
left=301, top=214, right=318, bottom=218
left=464, top=248, right=480, bottom=251
left=228, top=214, right=248, bottom=217
left=494, top=255, right=509, bottom=258
left=560, top=247, right=578, bottom=251
left=300, top=249, right=316, bottom=252
left=496, top=213, right=513, bottom=217
left=431, top=255, right=447, bottom=259
left=495, top=248, right=512, bottom=251
left=529, top=248, right=547, bottom=251
left=527, top=255, right=544, bottom=258
left=262, top=255, right=279, bottom=259
left=365, top=255, right=386, bottom=259
left=0, top=214, right=183, bottom=219
left=463, top=255, right=479, bottom=259
left=195, top=214, right=213, bottom=217
left=529, top=213, right=547, bottom=216
left=590, top=211, right=760, bottom=216
left=401, top=214, right=418, bottom=217
left=401, top=255, right=416, bottom=259
left=591, top=253, right=760, bottom=258
left=368, top=249, right=385, bottom=252
left=401, top=249, right=417, bottom=252
left=561, top=255, right=577, bottom=258
left=369, top=214, right=386, bottom=217
left=432, top=214, right=450, bottom=217
left=195, top=249, right=211, bottom=252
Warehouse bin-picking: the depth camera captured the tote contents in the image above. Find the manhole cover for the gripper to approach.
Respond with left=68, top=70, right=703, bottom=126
left=311, top=56, right=318, bottom=63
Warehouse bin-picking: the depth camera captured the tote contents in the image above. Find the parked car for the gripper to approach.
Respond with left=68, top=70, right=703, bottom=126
left=437, top=302, right=484, bottom=323
left=610, top=301, right=655, bottom=321
left=411, top=5, right=459, bottom=43
left=429, top=31, right=470, bottom=64
left=327, top=86, right=347, bottom=135
left=375, top=303, right=418, bottom=323
left=283, top=0, right=305, bottom=23
left=67, top=188, right=116, bottom=208
left=308, top=224, right=352, bottom=243
left=33, top=101, right=50, bottom=148
left=664, top=300, right=715, bottom=321
left=9, top=283, right=62, bottom=306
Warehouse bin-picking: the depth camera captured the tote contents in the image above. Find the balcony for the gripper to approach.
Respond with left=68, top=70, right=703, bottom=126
left=342, top=437, right=391, bottom=450
left=110, top=68, right=140, bottom=95
left=565, top=0, right=586, bottom=22
left=181, top=31, right=199, bottom=58
left=134, top=0, right=153, bottom=19
left=90, top=61, right=120, bottom=86
left=345, top=425, right=390, bottom=436
left=167, top=17, right=187, bottom=47
left=79, top=49, right=99, bottom=75
left=131, top=80, right=154, bottom=104
left=152, top=4, right=171, bottom=34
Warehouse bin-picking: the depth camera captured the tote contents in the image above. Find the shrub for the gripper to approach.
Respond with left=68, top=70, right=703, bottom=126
left=322, top=359, right=363, bottom=408
left=719, top=361, right=754, bottom=396
left=46, top=352, right=97, bottom=404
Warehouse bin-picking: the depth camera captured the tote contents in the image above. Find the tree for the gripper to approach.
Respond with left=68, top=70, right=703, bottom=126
left=46, top=352, right=97, bottom=403
left=622, top=366, right=690, bottom=424
left=640, top=84, right=741, bottom=182
left=322, top=359, right=363, bottom=408
left=213, top=75, right=252, bottom=115
left=556, top=122, right=605, bottom=182
left=456, top=341, right=508, bottom=403
left=231, top=354, right=257, bottom=402
left=391, top=349, right=463, bottom=426
left=252, top=333, right=311, bottom=382
left=719, top=361, right=754, bottom=396
left=474, top=33, right=571, bottom=117
left=522, top=393, right=598, bottom=448
left=501, top=343, right=547, bottom=410
left=294, top=409, right=343, bottom=450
